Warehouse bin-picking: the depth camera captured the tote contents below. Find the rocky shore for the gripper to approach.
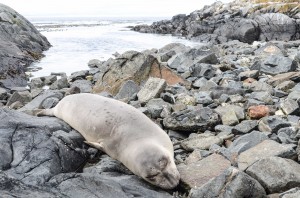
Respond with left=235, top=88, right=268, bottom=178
left=1, top=1, right=300, bottom=198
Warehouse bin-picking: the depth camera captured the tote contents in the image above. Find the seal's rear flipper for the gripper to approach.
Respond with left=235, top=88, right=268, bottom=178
left=84, top=141, right=105, bottom=151
left=34, top=109, right=55, bottom=117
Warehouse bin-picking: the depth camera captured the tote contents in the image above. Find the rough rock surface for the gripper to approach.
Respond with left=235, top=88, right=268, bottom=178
left=0, top=4, right=50, bottom=88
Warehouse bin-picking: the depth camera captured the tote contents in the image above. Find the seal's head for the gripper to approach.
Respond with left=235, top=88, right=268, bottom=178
left=131, top=143, right=180, bottom=189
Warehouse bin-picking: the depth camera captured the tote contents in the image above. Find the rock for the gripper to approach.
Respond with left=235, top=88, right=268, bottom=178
left=189, top=167, right=266, bottom=198
left=248, top=105, right=270, bottom=119
left=181, top=133, right=223, bottom=151
left=268, top=72, right=300, bottom=87
left=0, top=108, right=87, bottom=186
left=193, top=91, right=213, bottom=105
left=0, top=4, right=50, bottom=88
left=276, top=81, right=296, bottom=92
left=238, top=140, right=297, bottom=171
left=69, top=70, right=89, bottom=81
left=115, top=80, right=140, bottom=100
left=277, top=188, right=300, bottom=198
left=246, top=157, right=300, bottom=194
left=0, top=88, right=8, bottom=100
left=50, top=77, right=69, bottom=90
left=161, top=92, right=175, bottom=104
left=178, top=154, right=231, bottom=190
left=251, top=55, right=297, bottom=75
left=238, top=70, right=259, bottom=80
left=163, top=107, right=220, bottom=132
left=255, top=13, right=297, bottom=42
left=9, top=101, right=23, bottom=109
left=280, top=99, right=299, bottom=115
left=47, top=172, right=172, bottom=198
left=258, top=116, right=291, bottom=133
left=192, top=77, right=218, bottom=90
left=19, top=90, right=63, bottom=113
left=214, top=105, right=245, bottom=126
left=30, top=77, right=45, bottom=89
left=189, top=63, right=217, bottom=79
left=44, top=75, right=57, bottom=85
left=7, top=91, right=31, bottom=106
left=232, top=120, right=258, bottom=135
left=249, top=92, right=273, bottom=105
left=137, top=77, right=166, bottom=104
left=88, top=59, right=102, bottom=68
left=41, top=97, right=60, bottom=109
left=71, top=80, right=92, bottom=93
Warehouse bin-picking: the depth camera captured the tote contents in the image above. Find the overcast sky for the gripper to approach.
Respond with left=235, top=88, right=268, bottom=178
left=0, top=0, right=233, bottom=17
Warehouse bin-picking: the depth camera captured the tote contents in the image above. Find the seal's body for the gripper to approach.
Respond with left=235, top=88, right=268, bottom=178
left=39, top=93, right=180, bottom=189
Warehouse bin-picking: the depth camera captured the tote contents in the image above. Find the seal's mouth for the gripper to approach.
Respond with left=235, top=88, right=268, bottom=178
left=149, top=169, right=180, bottom=189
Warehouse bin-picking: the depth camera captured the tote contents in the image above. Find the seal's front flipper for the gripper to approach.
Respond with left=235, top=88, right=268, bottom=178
left=34, top=109, right=55, bottom=117
left=84, top=141, right=105, bottom=151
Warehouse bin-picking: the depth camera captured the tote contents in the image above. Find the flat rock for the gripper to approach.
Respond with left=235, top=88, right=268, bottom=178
left=163, top=107, right=220, bottom=132
left=137, top=77, right=166, bottom=104
left=238, top=140, right=297, bottom=171
left=246, top=157, right=300, bottom=194
left=181, top=133, right=223, bottom=151
left=115, top=80, right=140, bottom=100
left=258, top=116, right=291, bottom=133
left=189, top=167, right=266, bottom=198
left=71, top=80, right=92, bottom=93
left=177, top=154, right=231, bottom=189
left=232, top=120, right=258, bottom=135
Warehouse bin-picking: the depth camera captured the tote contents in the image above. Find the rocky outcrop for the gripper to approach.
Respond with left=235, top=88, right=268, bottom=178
left=133, top=0, right=300, bottom=44
left=0, top=4, right=50, bottom=88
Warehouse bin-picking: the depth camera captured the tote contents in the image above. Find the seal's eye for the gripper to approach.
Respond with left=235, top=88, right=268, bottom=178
left=158, top=157, right=168, bottom=169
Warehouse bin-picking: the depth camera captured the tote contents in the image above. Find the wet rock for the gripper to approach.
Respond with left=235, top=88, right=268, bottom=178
left=280, top=99, right=299, bottom=115
left=163, top=107, right=220, bottom=132
left=137, top=77, right=166, bottom=104
left=71, top=80, right=92, bottom=93
left=248, top=105, right=270, bottom=119
left=189, top=167, right=266, bottom=198
left=246, top=157, right=300, bottom=194
left=177, top=154, right=231, bottom=190
left=232, top=120, right=258, bottom=135
left=115, top=80, right=140, bottom=100
left=181, top=133, right=223, bottom=151
left=258, top=116, right=291, bottom=133
left=238, top=140, right=297, bottom=171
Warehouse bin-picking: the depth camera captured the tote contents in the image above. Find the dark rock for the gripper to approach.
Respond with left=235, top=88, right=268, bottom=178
left=246, top=157, right=300, bottom=194
left=71, top=80, right=92, bottom=93
left=232, top=120, right=258, bottom=135
left=0, top=4, right=50, bottom=88
left=115, top=80, right=140, bottom=100
left=258, top=116, right=291, bottom=133
left=161, top=92, right=175, bottom=104
left=190, top=63, right=216, bottom=79
left=189, top=167, right=266, bottom=198
left=251, top=55, right=298, bottom=75
left=163, top=107, right=220, bottom=132
left=193, top=91, right=213, bottom=105
left=69, top=70, right=89, bottom=81
left=50, top=77, right=69, bottom=90
left=41, top=97, right=60, bottom=109
left=238, top=70, right=259, bottom=80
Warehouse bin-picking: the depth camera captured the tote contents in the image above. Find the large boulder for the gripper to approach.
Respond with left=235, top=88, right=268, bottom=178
left=0, top=4, right=50, bottom=88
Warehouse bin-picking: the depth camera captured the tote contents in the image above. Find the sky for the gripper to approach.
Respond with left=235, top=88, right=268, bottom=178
left=0, top=0, right=233, bottom=18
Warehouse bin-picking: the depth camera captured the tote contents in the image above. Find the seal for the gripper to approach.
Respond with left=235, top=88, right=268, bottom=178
left=37, top=93, right=180, bottom=189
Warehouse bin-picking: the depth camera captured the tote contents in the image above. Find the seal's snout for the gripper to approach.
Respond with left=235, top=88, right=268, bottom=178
left=160, top=167, right=180, bottom=189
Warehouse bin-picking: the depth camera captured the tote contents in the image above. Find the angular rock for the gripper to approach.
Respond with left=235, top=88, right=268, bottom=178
left=30, top=77, right=45, bottom=89
left=232, top=120, right=258, bottom=135
left=238, top=70, right=259, bottom=80
left=163, top=107, right=220, bottom=132
left=71, top=80, right=92, bottom=93
left=246, top=157, right=300, bottom=194
left=193, top=91, right=213, bottom=105
left=238, top=140, right=297, bottom=170
left=181, top=133, right=223, bottom=151
left=6, top=91, right=32, bottom=106
left=69, top=70, right=89, bottom=81
left=258, top=116, right=291, bottom=133
left=248, top=105, right=270, bottom=119
left=189, top=167, right=266, bottom=198
left=137, top=77, right=166, bottom=104
left=189, top=63, right=217, bottom=79
left=115, top=80, right=140, bottom=100
left=50, top=77, right=69, bottom=90
left=249, top=92, right=273, bottom=105
left=177, top=154, right=231, bottom=189
left=215, top=105, right=245, bottom=126
left=268, top=72, right=300, bottom=87
left=280, top=99, right=299, bottom=115
left=88, top=59, right=102, bottom=68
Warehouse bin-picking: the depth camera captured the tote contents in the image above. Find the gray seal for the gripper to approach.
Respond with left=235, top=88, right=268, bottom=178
left=38, top=93, right=180, bottom=189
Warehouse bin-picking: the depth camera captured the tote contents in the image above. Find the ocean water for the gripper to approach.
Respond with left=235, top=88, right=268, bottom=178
left=28, top=16, right=199, bottom=78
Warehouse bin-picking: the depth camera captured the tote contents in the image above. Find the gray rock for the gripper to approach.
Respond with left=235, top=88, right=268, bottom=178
left=232, top=120, right=258, bottom=135
left=19, top=90, right=63, bottom=113
left=251, top=55, right=298, bottom=75
left=246, top=157, right=300, bottom=194
left=181, top=133, right=223, bottom=151
left=115, top=80, right=140, bottom=100
left=190, top=63, right=217, bottom=79
left=41, top=97, right=60, bottom=109
left=163, top=107, right=220, bottom=132
left=69, top=70, right=89, bottom=81
left=194, top=91, right=213, bottom=105
left=30, top=77, right=45, bottom=89
left=50, top=77, right=69, bottom=90
left=280, top=99, right=299, bottom=115
left=258, top=116, right=291, bottom=133
left=177, top=154, right=231, bottom=190
left=0, top=4, right=50, bottom=88
left=214, top=105, right=245, bottom=126
left=189, top=167, right=266, bottom=198
left=238, top=70, right=259, bottom=80
left=43, top=75, right=57, bottom=85
left=6, top=91, right=32, bottom=106
left=238, top=140, right=297, bottom=170
left=249, top=92, right=273, bottom=105
left=137, top=77, right=167, bottom=104
left=192, top=77, right=218, bottom=90
left=278, top=187, right=300, bottom=198
left=0, top=88, right=8, bottom=100
left=88, top=59, right=103, bottom=68
left=71, top=80, right=92, bottom=93
left=161, top=92, right=175, bottom=104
